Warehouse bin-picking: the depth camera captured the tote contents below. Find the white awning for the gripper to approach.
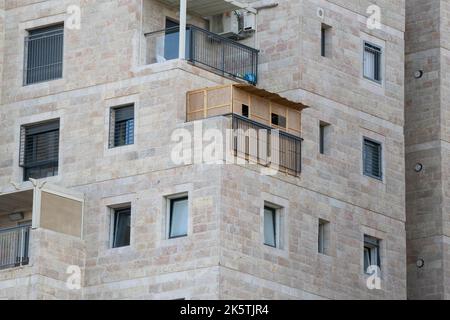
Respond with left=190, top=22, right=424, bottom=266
left=158, top=0, right=255, bottom=16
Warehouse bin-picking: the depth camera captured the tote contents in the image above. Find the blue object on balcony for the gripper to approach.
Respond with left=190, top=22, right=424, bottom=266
left=244, top=73, right=257, bottom=84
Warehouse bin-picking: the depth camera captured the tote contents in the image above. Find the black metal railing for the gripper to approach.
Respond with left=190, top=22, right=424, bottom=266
left=145, top=25, right=258, bottom=84
left=231, top=114, right=302, bottom=176
left=0, top=225, right=31, bottom=270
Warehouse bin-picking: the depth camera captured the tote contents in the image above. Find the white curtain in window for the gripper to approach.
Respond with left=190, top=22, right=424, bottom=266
left=264, top=208, right=276, bottom=247
left=364, top=247, right=371, bottom=272
left=170, top=198, right=188, bottom=238
left=364, top=49, right=376, bottom=80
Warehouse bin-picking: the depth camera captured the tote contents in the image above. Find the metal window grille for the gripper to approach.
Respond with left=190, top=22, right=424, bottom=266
left=110, top=105, right=135, bottom=148
left=363, top=42, right=382, bottom=82
left=24, top=24, right=64, bottom=85
left=0, top=225, right=31, bottom=270
left=232, top=114, right=302, bottom=176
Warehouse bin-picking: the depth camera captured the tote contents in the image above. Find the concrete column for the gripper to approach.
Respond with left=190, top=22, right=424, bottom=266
left=178, top=0, right=187, bottom=60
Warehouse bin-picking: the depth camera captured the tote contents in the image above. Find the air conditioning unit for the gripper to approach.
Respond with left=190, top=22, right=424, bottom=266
left=209, top=12, right=240, bottom=38
left=243, top=12, right=256, bottom=32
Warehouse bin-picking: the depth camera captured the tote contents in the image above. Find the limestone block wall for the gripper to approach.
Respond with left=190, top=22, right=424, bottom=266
left=218, top=164, right=406, bottom=300
left=405, top=0, right=450, bottom=300
left=0, top=0, right=407, bottom=300
left=0, top=228, right=85, bottom=299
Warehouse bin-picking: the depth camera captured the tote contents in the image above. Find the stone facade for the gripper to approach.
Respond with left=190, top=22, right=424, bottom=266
left=405, top=0, right=450, bottom=300
left=0, top=0, right=409, bottom=299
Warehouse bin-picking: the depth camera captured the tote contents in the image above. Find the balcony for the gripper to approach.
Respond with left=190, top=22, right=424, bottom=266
left=0, top=225, right=30, bottom=270
left=145, top=25, right=259, bottom=84
left=0, top=182, right=84, bottom=271
left=187, top=84, right=308, bottom=176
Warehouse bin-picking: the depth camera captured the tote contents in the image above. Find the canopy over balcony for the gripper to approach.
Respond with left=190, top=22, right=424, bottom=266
left=0, top=182, right=84, bottom=238
left=157, top=0, right=255, bottom=16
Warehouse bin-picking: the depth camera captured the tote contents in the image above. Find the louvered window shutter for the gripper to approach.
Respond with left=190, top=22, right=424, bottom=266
left=363, top=139, right=382, bottom=179
left=21, top=120, right=60, bottom=180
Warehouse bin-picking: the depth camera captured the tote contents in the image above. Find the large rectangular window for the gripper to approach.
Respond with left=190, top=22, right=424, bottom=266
left=364, top=235, right=381, bottom=273
left=24, top=24, right=64, bottom=85
left=111, top=206, right=131, bottom=248
left=169, top=197, right=188, bottom=239
left=363, top=138, right=382, bottom=180
left=109, top=105, right=135, bottom=148
left=363, top=42, right=382, bottom=83
left=264, top=206, right=277, bottom=248
left=20, top=119, right=60, bottom=181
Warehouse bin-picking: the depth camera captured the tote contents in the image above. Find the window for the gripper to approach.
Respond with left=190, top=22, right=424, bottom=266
left=318, top=219, right=330, bottom=255
left=319, top=122, right=331, bottom=155
left=24, top=24, right=64, bottom=85
left=111, top=206, right=131, bottom=248
left=168, top=196, right=188, bottom=239
left=264, top=206, right=277, bottom=248
left=19, top=119, right=60, bottom=181
left=321, top=24, right=332, bottom=57
left=109, top=105, right=135, bottom=148
left=363, top=42, right=382, bottom=83
left=363, top=138, right=382, bottom=180
left=364, top=235, right=381, bottom=273
left=271, top=113, right=286, bottom=128
left=242, top=104, right=249, bottom=118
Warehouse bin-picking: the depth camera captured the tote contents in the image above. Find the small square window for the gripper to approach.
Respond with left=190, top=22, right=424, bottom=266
left=242, top=104, right=249, bottom=118
left=109, top=105, right=135, bottom=148
left=363, top=138, right=383, bottom=180
left=271, top=113, right=286, bottom=128
left=111, top=206, right=131, bottom=248
left=364, top=235, right=381, bottom=273
left=363, top=42, right=382, bottom=83
left=168, top=196, right=189, bottom=239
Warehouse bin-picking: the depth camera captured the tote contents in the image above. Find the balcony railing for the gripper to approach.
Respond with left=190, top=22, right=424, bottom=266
left=231, top=114, right=302, bottom=176
left=145, top=25, right=259, bottom=84
left=0, top=225, right=31, bottom=270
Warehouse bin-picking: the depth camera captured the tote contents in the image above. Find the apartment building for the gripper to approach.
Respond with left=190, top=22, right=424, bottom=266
left=0, top=0, right=406, bottom=299
left=405, top=0, right=450, bottom=300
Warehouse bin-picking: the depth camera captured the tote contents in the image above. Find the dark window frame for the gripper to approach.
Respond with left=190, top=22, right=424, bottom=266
left=321, top=24, right=332, bottom=58
left=264, top=206, right=277, bottom=248
left=109, top=104, right=135, bottom=148
left=20, top=119, right=60, bottom=181
left=271, top=113, right=286, bottom=128
left=363, top=235, right=381, bottom=273
left=363, top=41, right=382, bottom=83
left=363, top=137, right=383, bottom=180
left=111, top=206, right=131, bottom=249
left=242, top=104, right=249, bottom=118
left=24, top=23, right=64, bottom=86
left=319, top=122, right=330, bottom=155
left=318, top=219, right=330, bottom=255
left=169, top=196, right=189, bottom=239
